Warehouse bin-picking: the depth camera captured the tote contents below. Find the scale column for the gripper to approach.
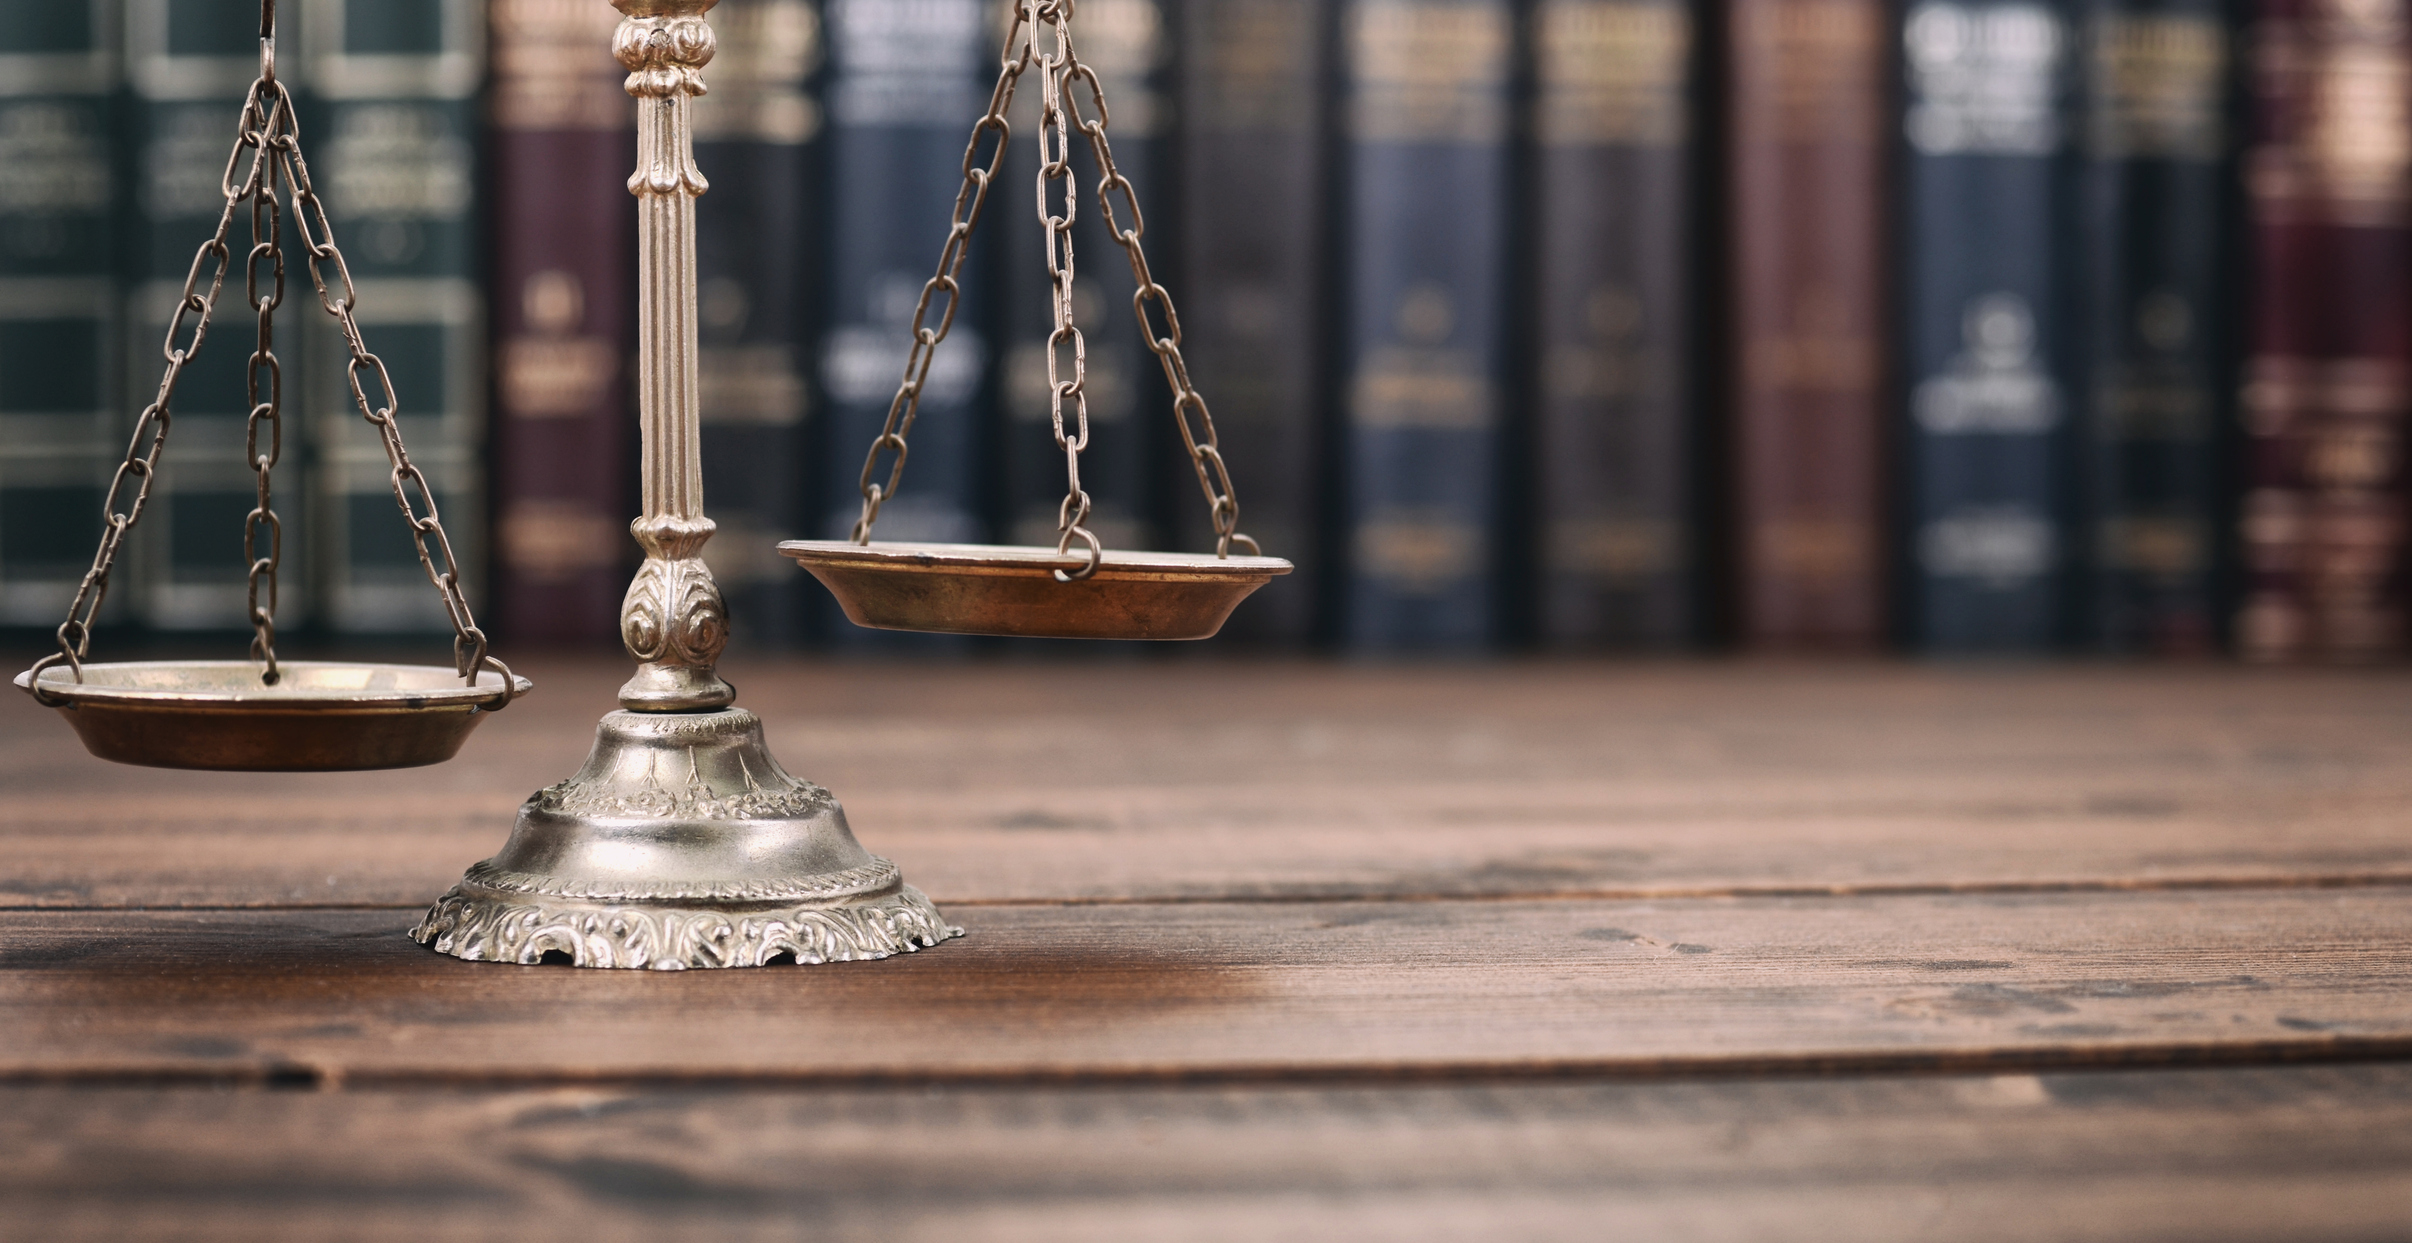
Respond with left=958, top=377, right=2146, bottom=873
left=613, top=0, right=731, bottom=712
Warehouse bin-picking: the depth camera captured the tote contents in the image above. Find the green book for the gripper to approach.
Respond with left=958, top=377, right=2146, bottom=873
left=0, top=0, right=121, bottom=628
left=300, top=0, right=484, bottom=634
left=126, top=0, right=307, bottom=630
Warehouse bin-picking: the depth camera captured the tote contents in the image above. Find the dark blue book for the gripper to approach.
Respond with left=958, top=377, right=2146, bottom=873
left=299, top=0, right=485, bottom=634
left=694, top=0, right=821, bottom=644
left=1531, top=0, right=1697, bottom=648
left=1900, top=0, right=2077, bottom=651
left=2074, top=0, right=2228, bottom=653
left=127, top=0, right=308, bottom=630
left=1340, top=0, right=1512, bottom=651
left=0, top=0, right=120, bottom=628
left=998, top=0, right=1166, bottom=561
left=1175, top=0, right=1330, bottom=645
left=815, top=0, right=995, bottom=645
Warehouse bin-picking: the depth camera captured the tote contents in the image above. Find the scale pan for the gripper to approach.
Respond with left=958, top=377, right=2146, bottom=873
left=780, top=541, right=1293, bottom=640
left=14, top=660, right=531, bottom=772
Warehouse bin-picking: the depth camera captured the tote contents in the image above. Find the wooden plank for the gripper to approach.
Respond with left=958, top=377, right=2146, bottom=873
left=4, top=1065, right=2411, bottom=1240
left=2, top=890, right=2407, bottom=1082
left=6, top=659, right=2412, bottom=907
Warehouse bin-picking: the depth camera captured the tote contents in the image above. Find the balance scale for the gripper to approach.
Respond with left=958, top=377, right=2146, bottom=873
left=11, top=0, right=1289, bottom=970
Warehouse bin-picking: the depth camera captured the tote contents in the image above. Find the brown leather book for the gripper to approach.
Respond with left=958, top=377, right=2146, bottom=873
left=1727, top=0, right=1889, bottom=647
left=2235, top=0, right=2412, bottom=660
left=487, top=0, right=634, bottom=643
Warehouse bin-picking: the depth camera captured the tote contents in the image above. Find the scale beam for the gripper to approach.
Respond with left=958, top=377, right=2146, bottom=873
left=614, top=0, right=732, bottom=712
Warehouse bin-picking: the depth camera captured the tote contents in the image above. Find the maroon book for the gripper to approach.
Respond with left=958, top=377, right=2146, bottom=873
left=1727, top=0, right=1890, bottom=648
left=486, top=0, right=635, bottom=643
left=2235, top=0, right=2412, bottom=660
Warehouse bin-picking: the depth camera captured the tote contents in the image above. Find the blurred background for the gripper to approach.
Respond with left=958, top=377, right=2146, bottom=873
left=0, top=0, right=2398, bottom=660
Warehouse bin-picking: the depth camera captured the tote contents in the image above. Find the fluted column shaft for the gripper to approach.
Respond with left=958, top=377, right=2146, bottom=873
left=612, top=0, right=732, bottom=711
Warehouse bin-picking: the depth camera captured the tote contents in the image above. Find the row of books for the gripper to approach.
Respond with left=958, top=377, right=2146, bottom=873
left=5, top=0, right=2404, bottom=657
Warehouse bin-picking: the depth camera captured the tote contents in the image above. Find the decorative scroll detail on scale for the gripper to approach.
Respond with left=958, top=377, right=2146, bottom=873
left=614, top=0, right=731, bottom=711
left=411, top=883, right=960, bottom=970
left=531, top=767, right=834, bottom=821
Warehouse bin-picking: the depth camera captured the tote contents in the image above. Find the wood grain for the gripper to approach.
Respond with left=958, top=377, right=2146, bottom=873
left=5, top=1064, right=2411, bottom=1241
left=5, top=658, right=2412, bottom=907
left=3, top=890, right=2407, bottom=1083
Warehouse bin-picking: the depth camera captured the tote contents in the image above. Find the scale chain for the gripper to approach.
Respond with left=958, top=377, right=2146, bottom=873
left=848, top=0, right=1256, bottom=567
left=244, top=89, right=287, bottom=682
left=1035, top=0, right=1099, bottom=579
left=25, top=2, right=513, bottom=706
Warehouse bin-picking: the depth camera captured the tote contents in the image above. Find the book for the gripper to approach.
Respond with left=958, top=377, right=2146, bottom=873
left=1899, top=0, right=2078, bottom=652
left=1174, top=0, right=1330, bottom=644
left=2075, top=0, right=2230, bottom=653
left=692, top=0, right=821, bottom=644
left=301, top=0, right=486, bottom=636
left=998, top=0, right=1166, bottom=563
left=1339, top=0, right=1512, bottom=651
left=127, top=0, right=310, bottom=631
left=1530, top=0, right=1697, bottom=647
left=486, top=0, right=633, bottom=644
left=2236, top=0, right=2412, bottom=659
left=1728, top=0, right=1889, bottom=648
left=0, top=0, right=120, bottom=629
left=815, top=0, right=996, bottom=644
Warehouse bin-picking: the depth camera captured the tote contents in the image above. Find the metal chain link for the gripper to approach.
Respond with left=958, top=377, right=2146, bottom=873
left=23, top=2, right=514, bottom=707
left=243, top=86, right=289, bottom=682
left=1033, top=1, right=1100, bottom=580
left=849, top=8, right=1038, bottom=545
left=846, top=0, right=1257, bottom=568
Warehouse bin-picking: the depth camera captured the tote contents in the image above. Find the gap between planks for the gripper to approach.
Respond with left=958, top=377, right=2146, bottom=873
left=11, top=868, right=2412, bottom=914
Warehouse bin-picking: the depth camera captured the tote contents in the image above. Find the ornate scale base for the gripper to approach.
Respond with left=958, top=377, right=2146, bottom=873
left=411, top=707, right=960, bottom=970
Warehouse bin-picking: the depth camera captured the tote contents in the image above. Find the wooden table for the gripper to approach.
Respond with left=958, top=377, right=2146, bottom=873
left=4, top=656, right=2410, bottom=1239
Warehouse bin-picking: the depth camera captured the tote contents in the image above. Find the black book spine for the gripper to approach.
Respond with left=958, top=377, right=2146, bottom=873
left=1175, top=0, right=1331, bottom=644
left=693, top=0, right=821, bottom=644
left=2074, top=0, right=2229, bottom=653
left=1531, top=0, right=1698, bottom=647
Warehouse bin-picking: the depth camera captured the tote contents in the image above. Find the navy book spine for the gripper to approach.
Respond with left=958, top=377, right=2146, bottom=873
left=1175, top=0, right=1330, bottom=644
left=127, top=0, right=310, bottom=630
left=0, top=0, right=121, bottom=628
left=693, top=0, right=821, bottom=644
left=1531, top=0, right=1697, bottom=647
left=998, top=0, right=1168, bottom=563
left=2074, top=0, right=2229, bottom=653
left=1340, top=0, right=1512, bottom=651
left=1900, top=0, right=2078, bottom=651
left=301, top=0, right=485, bottom=635
left=815, top=0, right=995, bottom=646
